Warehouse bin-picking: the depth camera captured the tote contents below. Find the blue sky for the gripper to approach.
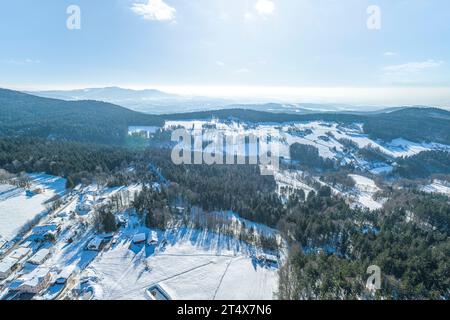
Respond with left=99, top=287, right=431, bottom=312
left=0, top=0, right=449, bottom=106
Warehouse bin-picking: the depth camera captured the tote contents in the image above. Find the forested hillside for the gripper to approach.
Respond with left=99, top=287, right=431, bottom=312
left=0, top=88, right=163, bottom=144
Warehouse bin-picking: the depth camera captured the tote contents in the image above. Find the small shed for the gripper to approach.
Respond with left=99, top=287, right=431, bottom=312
left=86, top=237, right=104, bottom=251
left=257, top=253, right=279, bottom=265
left=133, top=233, right=146, bottom=244
left=147, top=231, right=158, bottom=246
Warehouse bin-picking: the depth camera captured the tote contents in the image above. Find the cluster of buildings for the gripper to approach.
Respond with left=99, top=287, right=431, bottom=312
left=132, top=231, right=159, bottom=246
left=0, top=213, right=71, bottom=297
left=0, top=245, right=33, bottom=280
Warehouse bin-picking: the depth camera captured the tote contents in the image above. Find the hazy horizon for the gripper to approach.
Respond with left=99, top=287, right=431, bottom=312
left=2, top=84, right=448, bottom=110
left=1, top=0, right=450, bottom=109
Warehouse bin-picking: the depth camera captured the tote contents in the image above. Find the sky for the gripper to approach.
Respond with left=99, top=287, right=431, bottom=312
left=0, top=0, right=449, bottom=106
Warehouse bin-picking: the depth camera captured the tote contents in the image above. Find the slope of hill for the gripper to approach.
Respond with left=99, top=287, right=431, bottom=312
left=0, top=88, right=163, bottom=144
left=163, top=107, right=450, bottom=145
left=363, top=107, right=450, bottom=144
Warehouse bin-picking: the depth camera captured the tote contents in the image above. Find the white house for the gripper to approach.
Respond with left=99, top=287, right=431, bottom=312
left=16, top=268, right=51, bottom=294
left=0, top=256, right=19, bottom=279
left=9, top=247, right=32, bottom=261
left=28, top=248, right=51, bottom=265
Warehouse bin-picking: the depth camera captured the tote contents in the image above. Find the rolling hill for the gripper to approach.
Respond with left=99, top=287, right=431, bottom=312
left=163, top=107, right=450, bottom=145
left=0, top=88, right=163, bottom=144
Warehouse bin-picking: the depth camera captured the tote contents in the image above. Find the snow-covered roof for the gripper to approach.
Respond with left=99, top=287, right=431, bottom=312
left=32, top=224, right=58, bottom=235
left=0, top=256, right=18, bottom=274
left=20, top=268, right=50, bottom=287
left=9, top=247, right=32, bottom=260
left=257, top=253, right=279, bottom=262
left=147, top=231, right=158, bottom=244
left=87, top=237, right=103, bottom=250
left=28, top=248, right=51, bottom=265
left=133, top=233, right=146, bottom=243
left=57, top=265, right=76, bottom=282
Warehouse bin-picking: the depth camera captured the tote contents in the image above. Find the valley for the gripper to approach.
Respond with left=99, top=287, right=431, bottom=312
left=0, top=89, right=449, bottom=300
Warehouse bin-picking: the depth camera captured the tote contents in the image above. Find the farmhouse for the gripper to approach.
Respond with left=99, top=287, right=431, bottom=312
left=28, top=248, right=51, bottom=265
left=14, top=268, right=51, bottom=294
left=0, top=256, right=19, bottom=279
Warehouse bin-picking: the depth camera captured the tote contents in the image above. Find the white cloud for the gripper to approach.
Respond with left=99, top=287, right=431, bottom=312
left=1, top=58, right=41, bottom=65
left=216, top=61, right=225, bottom=67
left=381, top=59, right=444, bottom=84
left=131, top=0, right=176, bottom=21
left=255, top=0, right=275, bottom=16
left=383, top=59, right=443, bottom=75
left=383, top=51, right=397, bottom=57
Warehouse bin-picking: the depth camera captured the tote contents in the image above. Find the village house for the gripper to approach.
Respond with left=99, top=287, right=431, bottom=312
left=28, top=248, right=51, bottom=265
left=11, top=268, right=51, bottom=294
left=0, top=257, right=19, bottom=279
left=9, top=247, right=32, bottom=261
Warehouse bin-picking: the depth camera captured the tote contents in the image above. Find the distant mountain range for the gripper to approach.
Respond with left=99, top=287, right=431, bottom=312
left=32, top=86, right=176, bottom=102
left=30, top=87, right=233, bottom=115
left=30, top=87, right=416, bottom=115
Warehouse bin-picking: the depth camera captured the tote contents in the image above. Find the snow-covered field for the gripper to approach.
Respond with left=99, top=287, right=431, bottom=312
left=10, top=183, right=279, bottom=301
left=0, top=174, right=66, bottom=240
left=422, top=180, right=450, bottom=197
left=165, top=120, right=450, bottom=164
left=348, top=174, right=383, bottom=211
left=67, top=226, right=279, bottom=300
